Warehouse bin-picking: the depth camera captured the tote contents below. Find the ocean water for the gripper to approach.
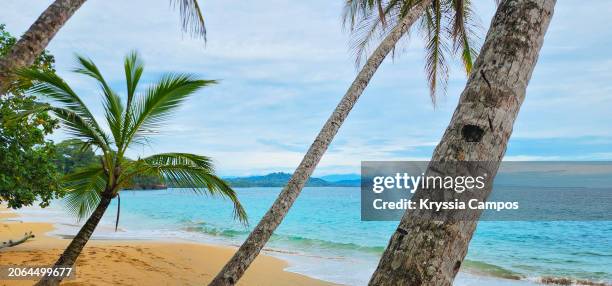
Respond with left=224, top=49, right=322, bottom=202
left=14, top=187, right=612, bottom=286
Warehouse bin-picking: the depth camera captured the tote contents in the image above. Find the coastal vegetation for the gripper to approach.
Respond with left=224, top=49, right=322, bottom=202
left=52, top=139, right=97, bottom=175
left=0, top=24, right=62, bottom=209
left=53, top=139, right=167, bottom=190
left=16, top=52, right=246, bottom=286
left=1, top=0, right=211, bottom=212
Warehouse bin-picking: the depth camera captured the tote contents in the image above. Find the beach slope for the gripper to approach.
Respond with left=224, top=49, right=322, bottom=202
left=0, top=209, right=334, bottom=286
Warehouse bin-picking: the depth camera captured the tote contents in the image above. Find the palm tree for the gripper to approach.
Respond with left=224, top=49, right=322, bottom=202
left=0, top=0, right=206, bottom=94
left=16, top=52, right=247, bottom=286
left=344, top=0, right=480, bottom=102
left=210, top=0, right=481, bottom=285
left=368, top=0, right=556, bottom=284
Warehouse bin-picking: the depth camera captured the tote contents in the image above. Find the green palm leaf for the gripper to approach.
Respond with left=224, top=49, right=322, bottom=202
left=11, top=102, right=111, bottom=151
left=15, top=68, right=111, bottom=150
left=125, top=153, right=247, bottom=224
left=121, top=52, right=144, bottom=153
left=62, top=165, right=107, bottom=220
left=124, top=51, right=144, bottom=101
left=16, top=68, right=100, bottom=121
left=19, top=52, right=243, bottom=229
left=49, top=106, right=112, bottom=149
left=125, top=73, right=215, bottom=146
left=73, top=55, right=125, bottom=145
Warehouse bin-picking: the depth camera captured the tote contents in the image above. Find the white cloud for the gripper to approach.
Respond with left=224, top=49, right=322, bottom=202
left=2, top=0, right=612, bottom=175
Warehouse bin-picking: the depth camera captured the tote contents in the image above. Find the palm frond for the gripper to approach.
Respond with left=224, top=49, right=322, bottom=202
left=420, top=0, right=451, bottom=104
left=125, top=74, right=214, bottom=146
left=344, top=0, right=409, bottom=66
left=121, top=52, right=144, bottom=152
left=124, top=51, right=144, bottom=108
left=16, top=68, right=98, bottom=117
left=347, top=2, right=402, bottom=66
left=15, top=68, right=111, bottom=149
left=449, top=0, right=479, bottom=74
left=123, top=153, right=247, bottom=224
left=143, top=153, right=215, bottom=172
left=189, top=173, right=247, bottom=225
left=170, top=0, right=207, bottom=41
left=73, top=55, right=125, bottom=145
left=450, top=0, right=465, bottom=40
left=11, top=102, right=110, bottom=150
left=344, top=0, right=482, bottom=103
left=377, top=0, right=388, bottom=26
left=3, top=101, right=53, bottom=123
left=343, top=0, right=371, bottom=30
left=53, top=106, right=112, bottom=150
left=62, top=165, right=107, bottom=220
left=398, top=0, right=419, bottom=18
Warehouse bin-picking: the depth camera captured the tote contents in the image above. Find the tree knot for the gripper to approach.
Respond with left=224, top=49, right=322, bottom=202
left=461, top=124, right=485, bottom=142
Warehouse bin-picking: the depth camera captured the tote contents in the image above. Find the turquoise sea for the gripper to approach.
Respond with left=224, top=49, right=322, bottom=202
left=15, top=187, right=612, bottom=285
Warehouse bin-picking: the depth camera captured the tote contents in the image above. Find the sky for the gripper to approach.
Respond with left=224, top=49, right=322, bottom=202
left=2, top=0, right=612, bottom=176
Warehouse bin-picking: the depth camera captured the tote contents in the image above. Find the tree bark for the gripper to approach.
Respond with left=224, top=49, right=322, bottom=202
left=34, top=195, right=112, bottom=286
left=0, top=0, right=86, bottom=94
left=368, top=0, right=556, bottom=285
left=208, top=1, right=432, bottom=285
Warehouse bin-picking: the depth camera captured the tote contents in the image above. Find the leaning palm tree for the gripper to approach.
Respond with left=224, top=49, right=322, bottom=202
left=210, top=0, right=481, bottom=285
left=345, top=0, right=480, bottom=102
left=0, top=0, right=206, bottom=94
left=369, top=0, right=556, bottom=284
left=16, top=52, right=247, bottom=286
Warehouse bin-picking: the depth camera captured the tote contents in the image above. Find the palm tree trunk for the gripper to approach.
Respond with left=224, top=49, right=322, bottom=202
left=368, top=0, right=556, bottom=285
left=0, top=0, right=86, bottom=94
left=208, top=1, right=432, bottom=285
left=35, top=195, right=112, bottom=286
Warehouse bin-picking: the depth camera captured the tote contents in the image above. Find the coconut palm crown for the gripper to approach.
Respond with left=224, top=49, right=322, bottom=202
left=344, top=0, right=481, bottom=103
left=17, top=52, right=247, bottom=224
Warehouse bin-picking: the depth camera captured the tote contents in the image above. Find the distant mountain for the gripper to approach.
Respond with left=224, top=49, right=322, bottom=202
left=224, top=172, right=359, bottom=187
left=320, top=173, right=360, bottom=182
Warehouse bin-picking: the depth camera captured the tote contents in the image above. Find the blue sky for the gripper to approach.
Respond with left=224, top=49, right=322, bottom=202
left=2, top=0, right=611, bottom=176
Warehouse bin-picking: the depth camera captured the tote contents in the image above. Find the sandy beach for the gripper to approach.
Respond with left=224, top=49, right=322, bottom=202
left=0, top=207, right=334, bottom=286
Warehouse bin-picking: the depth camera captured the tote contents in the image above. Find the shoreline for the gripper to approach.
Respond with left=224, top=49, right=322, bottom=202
left=0, top=207, right=335, bottom=286
left=0, top=206, right=535, bottom=286
left=3, top=205, right=609, bottom=286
